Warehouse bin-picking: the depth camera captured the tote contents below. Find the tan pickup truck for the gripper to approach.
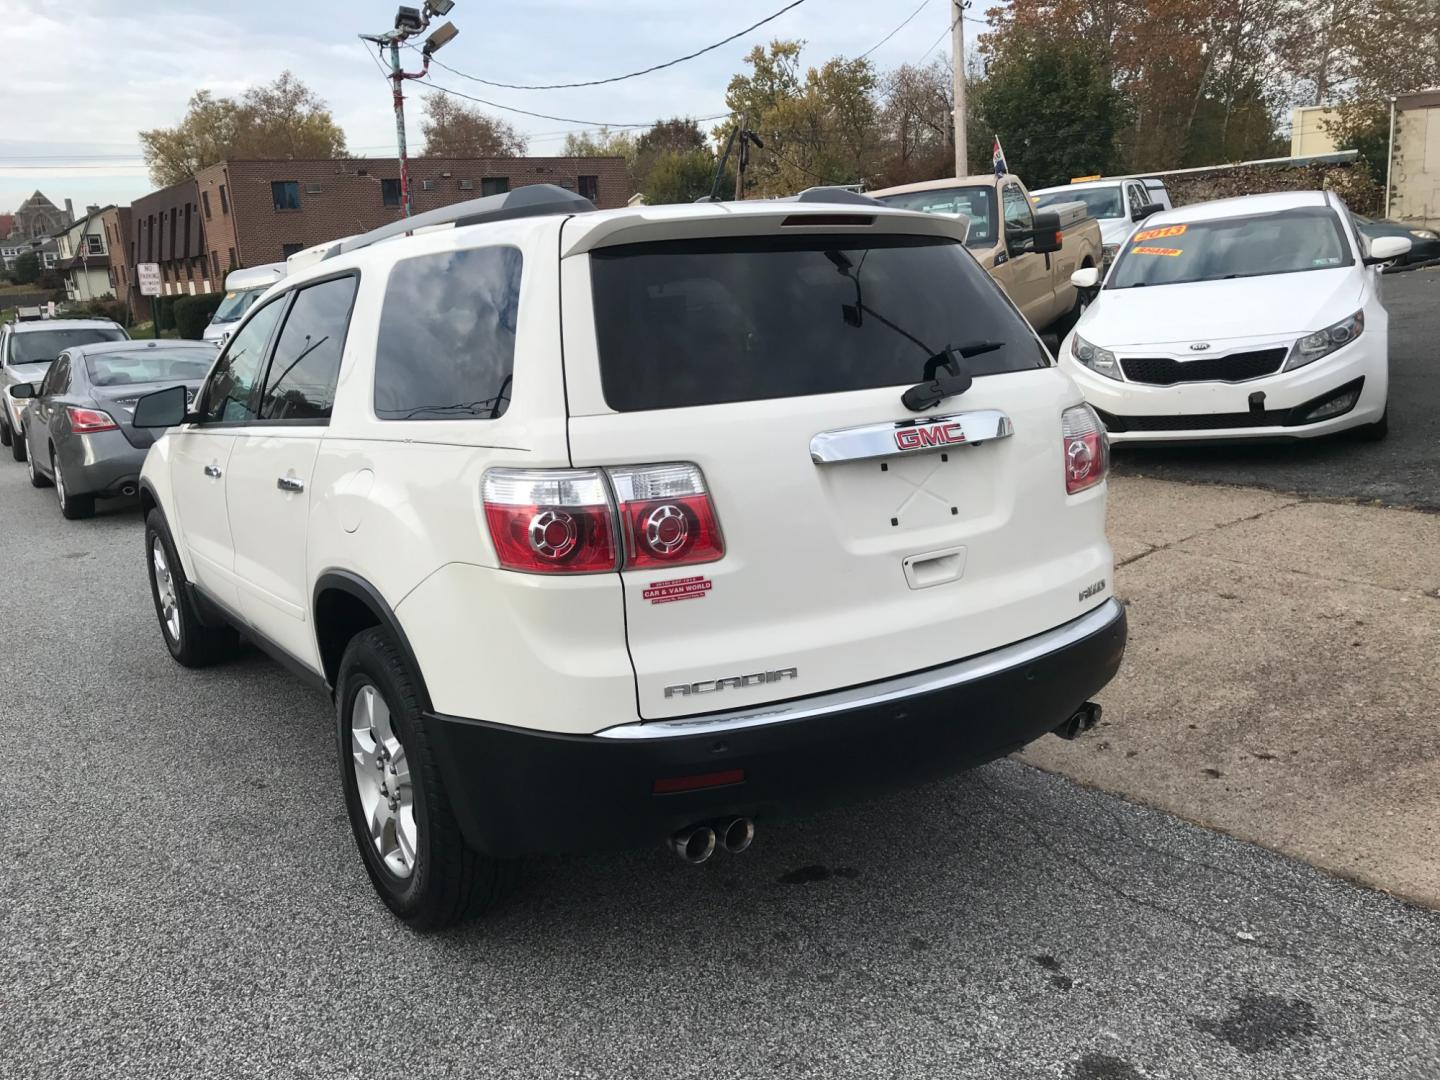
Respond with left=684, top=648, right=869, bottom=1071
left=870, top=173, right=1103, bottom=336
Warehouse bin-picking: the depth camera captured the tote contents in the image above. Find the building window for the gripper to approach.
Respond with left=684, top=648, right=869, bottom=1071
left=421, top=179, right=435, bottom=192
left=281, top=243, right=304, bottom=258
left=481, top=177, right=509, bottom=197
left=186, top=260, right=194, bottom=280
left=228, top=246, right=237, bottom=269
left=219, top=185, right=229, bottom=214
left=211, top=251, right=221, bottom=279
left=44, top=252, right=57, bottom=268
left=202, top=191, right=212, bottom=219
left=87, top=234, right=105, bottom=256
left=458, top=179, right=474, bottom=191
left=381, top=179, right=402, bottom=207
left=578, top=175, right=599, bottom=202
left=306, top=182, right=323, bottom=194
left=272, top=181, right=301, bottom=211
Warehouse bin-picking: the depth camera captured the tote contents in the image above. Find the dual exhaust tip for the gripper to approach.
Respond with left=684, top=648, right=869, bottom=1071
left=669, top=817, right=754, bottom=864
left=1054, top=701, right=1103, bottom=741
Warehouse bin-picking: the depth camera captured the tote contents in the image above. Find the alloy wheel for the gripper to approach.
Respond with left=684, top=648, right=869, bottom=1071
left=150, top=537, right=181, bottom=644
left=350, top=683, right=417, bottom=879
left=53, top=454, right=66, bottom=510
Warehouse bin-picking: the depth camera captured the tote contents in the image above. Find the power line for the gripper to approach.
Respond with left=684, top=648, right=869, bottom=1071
left=920, top=13, right=961, bottom=59
left=421, top=79, right=728, bottom=129
left=858, top=0, right=934, bottom=60
left=412, top=0, right=807, bottom=91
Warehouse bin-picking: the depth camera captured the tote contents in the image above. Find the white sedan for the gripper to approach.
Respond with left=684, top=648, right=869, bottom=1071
left=1059, top=191, right=1409, bottom=443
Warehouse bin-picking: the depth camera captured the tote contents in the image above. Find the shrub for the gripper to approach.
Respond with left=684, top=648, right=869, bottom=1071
left=173, top=293, right=224, bottom=340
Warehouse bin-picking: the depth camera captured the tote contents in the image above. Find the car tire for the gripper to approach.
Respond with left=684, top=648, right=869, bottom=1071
left=52, top=450, right=94, bottom=519
left=10, top=427, right=26, bottom=462
left=337, top=627, right=517, bottom=929
left=1359, top=408, right=1389, bottom=441
left=26, top=445, right=50, bottom=488
left=1061, top=261, right=1096, bottom=337
left=144, top=509, right=237, bottom=667
left=0, top=419, right=10, bottom=447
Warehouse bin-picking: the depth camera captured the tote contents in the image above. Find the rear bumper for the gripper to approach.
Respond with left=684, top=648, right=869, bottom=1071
left=428, top=598, right=1127, bottom=856
left=57, top=430, right=146, bottom=497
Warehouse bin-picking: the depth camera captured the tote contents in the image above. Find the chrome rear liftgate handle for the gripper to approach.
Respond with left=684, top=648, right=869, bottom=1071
left=810, top=409, right=1014, bottom=465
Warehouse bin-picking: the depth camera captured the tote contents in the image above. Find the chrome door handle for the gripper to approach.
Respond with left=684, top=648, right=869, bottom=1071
left=276, top=475, right=305, bottom=492
left=203, top=464, right=222, bottom=478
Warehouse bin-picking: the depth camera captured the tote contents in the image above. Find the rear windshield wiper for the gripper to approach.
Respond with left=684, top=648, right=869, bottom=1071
left=901, top=340, right=1002, bottom=412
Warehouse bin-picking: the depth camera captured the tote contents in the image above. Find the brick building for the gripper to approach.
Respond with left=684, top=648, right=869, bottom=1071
left=124, top=155, right=630, bottom=301
left=97, top=205, right=143, bottom=321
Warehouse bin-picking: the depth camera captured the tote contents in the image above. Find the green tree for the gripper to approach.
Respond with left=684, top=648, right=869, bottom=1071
left=139, top=72, right=347, bottom=186
left=561, top=127, right=636, bottom=160
left=12, top=251, right=39, bottom=285
left=632, top=118, right=708, bottom=190
left=978, top=37, right=1130, bottom=186
left=421, top=94, right=527, bottom=156
left=719, top=40, right=881, bottom=197
left=643, top=149, right=728, bottom=204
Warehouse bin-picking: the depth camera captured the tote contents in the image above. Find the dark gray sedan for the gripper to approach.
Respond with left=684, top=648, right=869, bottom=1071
left=16, top=340, right=215, bottom=519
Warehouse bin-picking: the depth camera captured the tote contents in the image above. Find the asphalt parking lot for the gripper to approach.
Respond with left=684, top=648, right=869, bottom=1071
left=1111, top=271, right=1440, bottom=511
left=4, top=449, right=1440, bottom=1077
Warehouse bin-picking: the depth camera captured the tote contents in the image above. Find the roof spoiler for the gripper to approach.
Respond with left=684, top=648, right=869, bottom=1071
left=322, top=184, right=597, bottom=261
left=787, top=187, right=886, bottom=207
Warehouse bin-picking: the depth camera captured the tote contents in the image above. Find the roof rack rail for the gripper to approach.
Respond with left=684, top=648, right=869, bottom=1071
left=789, top=187, right=885, bottom=207
left=324, top=184, right=597, bottom=261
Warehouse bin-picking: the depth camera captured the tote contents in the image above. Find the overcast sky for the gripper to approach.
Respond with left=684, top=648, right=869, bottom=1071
left=1, top=0, right=973, bottom=214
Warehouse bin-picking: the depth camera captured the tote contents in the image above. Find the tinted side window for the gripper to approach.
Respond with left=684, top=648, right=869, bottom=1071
left=374, top=247, right=521, bottom=421
left=200, top=300, right=284, bottom=423
left=258, top=277, right=357, bottom=422
left=42, top=356, right=69, bottom=395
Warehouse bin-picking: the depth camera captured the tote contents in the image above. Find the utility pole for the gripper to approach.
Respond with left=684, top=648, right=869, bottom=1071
left=734, top=113, right=749, bottom=200
left=952, top=0, right=968, bottom=178
left=362, top=3, right=461, bottom=219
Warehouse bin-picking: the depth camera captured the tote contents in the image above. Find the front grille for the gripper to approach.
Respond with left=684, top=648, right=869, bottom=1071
left=1096, top=409, right=1286, bottom=432
left=1120, top=348, right=1288, bottom=385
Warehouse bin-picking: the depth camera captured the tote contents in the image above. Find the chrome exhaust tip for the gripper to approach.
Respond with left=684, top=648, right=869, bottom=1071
left=718, top=816, right=754, bottom=855
left=669, top=825, right=717, bottom=865
left=1054, top=701, right=1102, bottom=741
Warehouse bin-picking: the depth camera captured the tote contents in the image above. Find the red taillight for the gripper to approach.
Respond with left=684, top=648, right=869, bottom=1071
left=653, top=769, right=745, bottom=794
left=66, top=406, right=118, bottom=434
left=482, top=469, right=618, bottom=573
left=1061, top=404, right=1108, bottom=494
left=608, top=463, right=724, bottom=569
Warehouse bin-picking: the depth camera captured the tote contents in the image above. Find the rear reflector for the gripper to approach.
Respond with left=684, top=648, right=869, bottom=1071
left=482, top=468, right=618, bottom=573
left=1061, top=404, right=1108, bottom=494
left=66, top=406, right=119, bottom=434
left=653, top=769, right=745, bottom=794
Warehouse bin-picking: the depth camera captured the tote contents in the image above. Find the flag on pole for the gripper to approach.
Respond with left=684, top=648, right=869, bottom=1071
left=992, top=136, right=1008, bottom=178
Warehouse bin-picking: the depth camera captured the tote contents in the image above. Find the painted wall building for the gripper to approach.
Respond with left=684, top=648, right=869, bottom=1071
left=1389, top=89, right=1440, bottom=229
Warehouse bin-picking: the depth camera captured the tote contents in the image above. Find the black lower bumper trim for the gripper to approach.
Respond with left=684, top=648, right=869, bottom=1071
left=428, top=603, right=1128, bottom=856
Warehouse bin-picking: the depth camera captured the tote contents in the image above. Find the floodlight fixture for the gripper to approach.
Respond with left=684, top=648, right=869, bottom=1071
left=423, top=20, right=460, bottom=54
left=394, top=6, right=424, bottom=33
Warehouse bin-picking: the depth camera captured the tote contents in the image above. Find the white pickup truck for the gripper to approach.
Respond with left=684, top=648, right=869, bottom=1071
left=871, top=172, right=1104, bottom=336
left=1032, top=177, right=1175, bottom=269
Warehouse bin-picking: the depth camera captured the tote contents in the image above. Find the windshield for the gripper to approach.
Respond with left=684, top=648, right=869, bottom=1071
left=873, top=187, right=997, bottom=247
left=7, top=327, right=125, bottom=367
left=211, top=287, right=267, bottom=325
left=85, top=348, right=215, bottom=386
left=1035, top=187, right=1124, bottom=220
left=1107, top=208, right=1353, bottom=289
left=589, top=233, right=1047, bottom=412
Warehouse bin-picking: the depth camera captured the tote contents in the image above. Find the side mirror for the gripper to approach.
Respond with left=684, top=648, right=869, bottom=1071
left=9, top=382, right=34, bottom=399
left=1134, top=202, right=1163, bottom=221
left=1030, top=210, right=1063, bottom=255
left=1071, top=267, right=1101, bottom=290
left=1364, top=235, right=1411, bottom=265
left=133, top=384, right=190, bottom=429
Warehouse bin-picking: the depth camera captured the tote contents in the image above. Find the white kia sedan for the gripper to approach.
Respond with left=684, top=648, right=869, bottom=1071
left=1059, top=191, right=1409, bottom=443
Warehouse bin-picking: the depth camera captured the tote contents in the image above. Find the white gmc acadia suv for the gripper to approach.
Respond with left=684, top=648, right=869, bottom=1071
left=133, top=185, right=1127, bottom=928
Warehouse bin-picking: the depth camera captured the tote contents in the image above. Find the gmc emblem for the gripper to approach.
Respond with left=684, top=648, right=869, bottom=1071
left=664, top=668, right=798, bottom=698
left=895, top=422, right=965, bottom=451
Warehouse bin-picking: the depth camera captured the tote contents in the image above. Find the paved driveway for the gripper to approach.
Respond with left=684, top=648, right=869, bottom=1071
left=2, top=460, right=1439, bottom=1079
left=1111, top=271, right=1440, bottom=511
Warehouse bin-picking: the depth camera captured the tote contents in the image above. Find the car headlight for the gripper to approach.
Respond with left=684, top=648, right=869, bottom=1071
left=1101, top=243, right=1119, bottom=264
left=1410, top=229, right=1438, bottom=241
left=1071, top=334, right=1123, bottom=380
left=1283, top=310, right=1364, bottom=371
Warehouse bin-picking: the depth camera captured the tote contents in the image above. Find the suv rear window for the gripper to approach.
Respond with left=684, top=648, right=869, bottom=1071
left=589, top=234, right=1047, bottom=412
left=374, top=246, right=522, bottom=420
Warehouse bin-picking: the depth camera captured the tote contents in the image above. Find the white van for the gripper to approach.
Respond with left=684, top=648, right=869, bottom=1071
left=202, top=263, right=285, bottom=345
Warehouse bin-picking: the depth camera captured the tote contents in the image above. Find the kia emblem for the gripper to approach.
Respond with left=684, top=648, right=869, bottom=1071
left=1189, top=342, right=1211, bottom=351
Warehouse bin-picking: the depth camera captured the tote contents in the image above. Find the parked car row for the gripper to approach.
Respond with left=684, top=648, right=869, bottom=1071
left=0, top=178, right=1409, bottom=930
